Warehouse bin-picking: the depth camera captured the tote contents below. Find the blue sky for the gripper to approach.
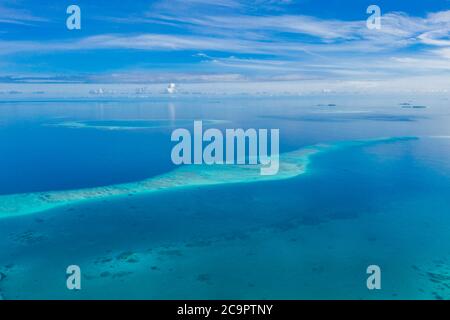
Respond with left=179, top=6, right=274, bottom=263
left=0, top=0, right=450, bottom=91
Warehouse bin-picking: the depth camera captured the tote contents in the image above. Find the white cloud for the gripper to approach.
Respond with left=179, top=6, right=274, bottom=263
left=2, top=9, right=449, bottom=56
left=0, top=4, right=47, bottom=25
left=2, top=6, right=450, bottom=90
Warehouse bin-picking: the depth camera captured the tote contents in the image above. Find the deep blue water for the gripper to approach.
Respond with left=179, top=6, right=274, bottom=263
left=0, top=96, right=449, bottom=299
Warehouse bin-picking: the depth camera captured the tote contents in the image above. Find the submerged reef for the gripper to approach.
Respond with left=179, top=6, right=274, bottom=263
left=0, top=136, right=416, bottom=219
left=46, top=119, right=226, bottom=131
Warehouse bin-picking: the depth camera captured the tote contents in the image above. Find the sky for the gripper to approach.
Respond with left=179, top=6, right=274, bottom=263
left=0, top=0, right=450, bottom=94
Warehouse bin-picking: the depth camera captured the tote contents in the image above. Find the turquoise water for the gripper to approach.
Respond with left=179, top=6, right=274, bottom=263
left=0, top=96, right=449, bottom=299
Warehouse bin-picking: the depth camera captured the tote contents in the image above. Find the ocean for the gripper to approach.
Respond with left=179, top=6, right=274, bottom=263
left=0, top=95, right=449, bottom=299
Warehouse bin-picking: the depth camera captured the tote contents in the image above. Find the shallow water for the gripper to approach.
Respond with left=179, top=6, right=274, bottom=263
left=0, top=95, right=449, bottom=299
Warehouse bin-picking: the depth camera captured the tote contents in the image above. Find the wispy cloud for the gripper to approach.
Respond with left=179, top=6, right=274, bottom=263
left=0, top=3, right=47, bottom=25
left=2, top=10, right=449, bottom=57
left=0, top=12, right=433, bottom=53
left=93, top=9, right=450, bottom=57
